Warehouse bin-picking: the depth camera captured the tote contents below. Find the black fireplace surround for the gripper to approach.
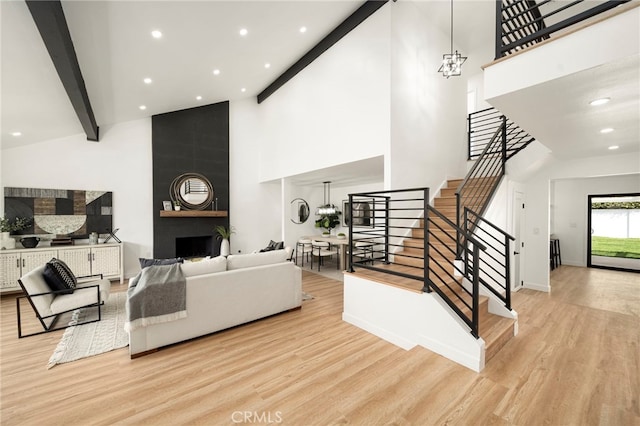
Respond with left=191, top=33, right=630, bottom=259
left=152, top=101, right=230, bottom=259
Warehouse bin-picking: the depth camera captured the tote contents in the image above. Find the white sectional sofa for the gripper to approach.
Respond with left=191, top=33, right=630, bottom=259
left=128, top=249, right=302, bottom=357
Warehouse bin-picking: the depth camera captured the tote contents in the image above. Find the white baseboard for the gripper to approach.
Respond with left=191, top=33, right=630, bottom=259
left=417, top=334, right=484, bottom=372
left=523, top=281, right=550, bottom=292
left=342, top=313, right=416, bottom=351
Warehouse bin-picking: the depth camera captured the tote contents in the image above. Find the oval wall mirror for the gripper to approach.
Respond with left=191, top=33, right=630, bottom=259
left=291, top=198, right=310, bottom=224
left=170, top=173, right=214, bottom=210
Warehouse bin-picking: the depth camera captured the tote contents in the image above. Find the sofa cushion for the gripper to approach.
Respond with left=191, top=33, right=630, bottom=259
left=180, top=256, right=227, bottom=277
left=139, top=257, right=184, bottom=268
left=43, top=258, right=77, bottom=295
left=227, top=250, right=289, bottom=270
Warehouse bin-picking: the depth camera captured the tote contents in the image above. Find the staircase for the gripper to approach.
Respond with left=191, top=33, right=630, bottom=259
left=393, top=179, right=516, bottom=363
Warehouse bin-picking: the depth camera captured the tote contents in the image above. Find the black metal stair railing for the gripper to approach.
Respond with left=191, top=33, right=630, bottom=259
left=347, top=188, right=487, bottom=338
left=456, top=114, right=516, bottom=316
left=462, top=208, right=515, bottom=310
left=496, top=0, right=631, bottom=59
left=467, top=107, right=534, bottom=161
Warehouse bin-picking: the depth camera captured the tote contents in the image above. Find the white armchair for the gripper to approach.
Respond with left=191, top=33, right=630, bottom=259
left=17, top=265, right=111, bottom=338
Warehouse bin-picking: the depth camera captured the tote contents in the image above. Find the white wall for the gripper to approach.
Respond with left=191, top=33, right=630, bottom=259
left=551, top=174, right=640, bottom=266
left=1, top=119, right=153, bottom=278
left=389, top=1, right=468, bottom=191
left=254, top=4, right=391, bottom=184
left=523, top=153, right=640, bottom=290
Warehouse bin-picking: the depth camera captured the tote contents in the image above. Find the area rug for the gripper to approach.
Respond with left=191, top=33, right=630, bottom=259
left=47, top=292, right=128, bottom=369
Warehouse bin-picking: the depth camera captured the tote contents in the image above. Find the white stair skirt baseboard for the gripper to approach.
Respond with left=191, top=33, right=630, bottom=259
left=343, top=274, right=485, bottom=372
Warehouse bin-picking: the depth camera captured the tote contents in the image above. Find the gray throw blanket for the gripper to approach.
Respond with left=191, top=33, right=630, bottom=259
left=124, top=263, right=187, bottom=332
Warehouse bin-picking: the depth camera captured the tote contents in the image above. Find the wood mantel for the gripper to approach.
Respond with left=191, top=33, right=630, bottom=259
left=159, top=210, right=228, bottom=218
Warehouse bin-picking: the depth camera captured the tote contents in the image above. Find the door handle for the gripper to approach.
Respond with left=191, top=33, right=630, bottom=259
left=513, top=251, right=520, bottom=255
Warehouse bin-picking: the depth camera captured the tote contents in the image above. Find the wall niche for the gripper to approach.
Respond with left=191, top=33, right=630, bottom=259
left=152, top=101, right=229, bottom=259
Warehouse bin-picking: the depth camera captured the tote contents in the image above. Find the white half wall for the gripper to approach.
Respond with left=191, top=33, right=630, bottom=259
left=1, top=119, right=153, bottom=279
left=343, top=273, right=485, bottom=372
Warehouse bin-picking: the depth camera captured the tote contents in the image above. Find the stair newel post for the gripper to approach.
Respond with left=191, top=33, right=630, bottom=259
left=463, top=208, right=470, bottom=277
left=423, top=189, right=431, bottom=293
left=495, top=0, right=504, bottom=60
left=504, top=234, right=512, bottom=310
left=348, top=193, right=355, bottom=273
left=471, top=243, right=480, bottom=338
left=500, top=115, right=507, bottom=174
left=384, top=195, right=390, bottom=265
left=467, top=113, right=472, bottom=161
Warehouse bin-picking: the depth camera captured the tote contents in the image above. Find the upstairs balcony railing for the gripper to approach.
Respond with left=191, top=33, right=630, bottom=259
left=496, top=0, right=631, bottom=58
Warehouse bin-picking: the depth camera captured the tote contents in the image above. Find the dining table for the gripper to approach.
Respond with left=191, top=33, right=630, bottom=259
left=303, top=234, right=350, bottom=271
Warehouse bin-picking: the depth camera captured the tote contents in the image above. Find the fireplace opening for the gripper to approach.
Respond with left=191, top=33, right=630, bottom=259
left=176, top=236, right=214, bottom=259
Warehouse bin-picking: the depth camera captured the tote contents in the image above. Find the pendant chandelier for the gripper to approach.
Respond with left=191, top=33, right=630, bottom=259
left=438, top=0, right=467, bottom=78
left=316, top=181, right=340, bottom=215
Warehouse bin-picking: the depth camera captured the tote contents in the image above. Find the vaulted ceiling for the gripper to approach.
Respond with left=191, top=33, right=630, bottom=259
left=1, top=0, right=638, bottom=166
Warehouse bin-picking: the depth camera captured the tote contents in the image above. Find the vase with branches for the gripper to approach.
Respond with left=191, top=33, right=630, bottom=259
left=214, top=225, right=235, bottom=256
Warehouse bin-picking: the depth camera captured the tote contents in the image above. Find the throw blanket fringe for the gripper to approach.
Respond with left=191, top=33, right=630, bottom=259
left=124, top=310, right=187, bottom=332
left=125, top=263, right=187, bottom=333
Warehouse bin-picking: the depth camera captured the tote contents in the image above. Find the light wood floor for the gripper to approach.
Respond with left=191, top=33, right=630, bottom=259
left=1, top=266, right=638, bottom=425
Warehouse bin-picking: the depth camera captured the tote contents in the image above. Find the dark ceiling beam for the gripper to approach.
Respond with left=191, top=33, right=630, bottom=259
left=26, top=0, right=99, bottom=141
left=257, top=0, right=390, bottom=104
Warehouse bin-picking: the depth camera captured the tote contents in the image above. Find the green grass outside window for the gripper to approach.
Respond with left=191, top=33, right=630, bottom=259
left=591, top=236, right=640, bottom=259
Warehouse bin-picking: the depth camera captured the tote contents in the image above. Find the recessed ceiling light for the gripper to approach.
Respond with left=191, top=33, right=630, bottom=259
left=239, top=28, right=248, bottom=36
left=151, top=30, right=162, bottom=39
left=600, top=128, right=614, bottom=134
left=590, top=97, right=610, bottom=106
left=143, top=78, right=152, bottom=84
left=241, top=88, right=246, bottom=93
left=608, top=145, right=619, bottom=150
left=213, top=69, right=220, bottom=75
left=299, top=26, right=307, bottom=33
left=264, top=63, right=271, bottom=69
left=196, top=96, right=202, bottom=100
left=139, top=105, right=147, bottom=110
left=11, top=131, right=21, bottom=137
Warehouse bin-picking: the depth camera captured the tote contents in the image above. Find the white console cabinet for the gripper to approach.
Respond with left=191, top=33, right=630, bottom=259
left=0, top=243, right=123, bottom=293
left=0, top=249, right=57, bottom=291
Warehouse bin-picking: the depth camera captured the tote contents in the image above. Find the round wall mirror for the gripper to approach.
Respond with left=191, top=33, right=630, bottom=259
left=291, top=198, right=310, bottom=224
left=170, top=173, right=214, bottom=210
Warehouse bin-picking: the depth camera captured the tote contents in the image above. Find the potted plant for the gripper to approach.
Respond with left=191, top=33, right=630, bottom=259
left=1, top=217, right=31, bottom=250
left=337, top=232, right=346, bottom=240
left=173, top=200, right=181, bottom=211
left=0, top=217, right=31, bottom=235
left=315, top=212, right=340, bottom=234
left=214, top=225, right=235, bottom=256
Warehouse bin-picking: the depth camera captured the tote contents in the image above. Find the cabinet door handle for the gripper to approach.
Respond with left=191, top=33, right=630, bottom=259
left=22, top=259, right=25, bottom=267
left=88, top=253, right=91, bottom=262
left=92, top=253, right=95, bottom=261
left=16, top=259, right=20, bottom=268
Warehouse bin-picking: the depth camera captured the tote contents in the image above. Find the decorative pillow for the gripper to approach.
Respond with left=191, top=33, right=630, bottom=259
left=139, top=257, right=184, bottom=268
left=42, top=258, right=77, bottom=295
left=260, top=240, right=284, bottom=252
left=180, top=256, right=227, bottom=277
left=227, top=250, right=289, bottom=270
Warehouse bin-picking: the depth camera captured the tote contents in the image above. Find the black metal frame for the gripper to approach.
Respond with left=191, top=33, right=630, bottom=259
left=467, top=107, right=534, bottom=161
left=495, top=0, right=631, bottom=59
left=16, top=280, right=103, bottom=338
